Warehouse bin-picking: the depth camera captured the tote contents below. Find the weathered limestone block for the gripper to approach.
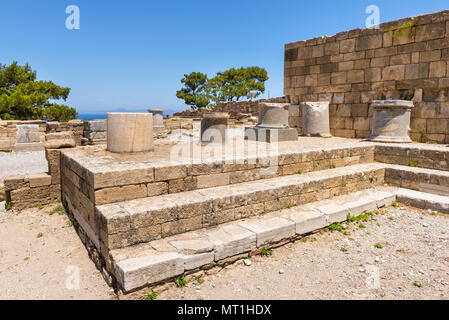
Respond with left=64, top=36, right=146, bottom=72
left=369, top=100, right=414, bottom=143
left=44, top=132, right=76, bottom=149
left=283, top=210, right=327, bottom=235
left=16, top=125, right=40, bottom=143
left=83, top=119, right=107, bottom=145
left=28, top=173, right=52, bottom=187
left=207, top=224, right=257, bottom=261
left=147, top=109, right=165, bottom=132
left=107, top=113, right=154, bottom=153
left=245, top=103, right=297, bottom=142
left=238, top=217, right=295, bottom=247
left=115, top=252, right=184, bottom=292
left=200, top=113, right=229, bottom=143
left=4, top=173, right=57, bottom=210
left=13, top=124, right=44, bottom=152
left=301, top=102, right=331, bottom=137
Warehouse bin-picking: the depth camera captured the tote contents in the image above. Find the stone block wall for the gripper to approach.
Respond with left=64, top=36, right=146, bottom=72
left=4, top=173, right=59, bottom=210
left=284, top=10, right=449, bottom=143
left=0, top=119, right=84, bottom=151
left=83, top=120, right=107, bottom=145
left=46, top=120, right=84, bottom=146
left=0, top=120, right=46, bottom=151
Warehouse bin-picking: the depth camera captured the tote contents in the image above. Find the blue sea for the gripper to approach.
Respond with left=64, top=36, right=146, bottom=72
left=78, top=109, right=178, bottom=120
left=78, top=113, right=107, bottom=120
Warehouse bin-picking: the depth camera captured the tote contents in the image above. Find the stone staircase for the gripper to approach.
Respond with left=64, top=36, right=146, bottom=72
left=111, top=187, right=395, bottom=292
left=95, top=163, right=385, bottom=251
left=59, top=141, right=449, bottom=293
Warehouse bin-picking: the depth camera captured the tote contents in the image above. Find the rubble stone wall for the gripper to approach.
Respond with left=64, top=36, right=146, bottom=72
left=285, top=10, right=449, bottom=143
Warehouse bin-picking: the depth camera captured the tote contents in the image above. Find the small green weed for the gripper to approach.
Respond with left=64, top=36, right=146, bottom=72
left=175, top=275, right=187, bottom=288
left=145, top=290, right=158, bottom=300
left=260, top=247, right=273, bottom=256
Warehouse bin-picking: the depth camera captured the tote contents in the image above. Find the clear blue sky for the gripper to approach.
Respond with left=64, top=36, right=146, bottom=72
left=1, top=0, right=448, bottom=114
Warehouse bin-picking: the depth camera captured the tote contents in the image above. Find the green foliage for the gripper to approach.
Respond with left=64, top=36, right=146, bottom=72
left=176, top=72, right=210, bottom=109
left=390, top=20, right=418, bottom=40
left=391, top=200, right=399, bottom=207
left=374, top=243, right=383, bottom=249
left=37, top=232, right=43, bottom=238
left=0, top=62, right=77, bottom=121
left=196, top=276, right=204, bottom=284
left=145, top=290, right=158, bottom=300
left=328, top=222, right=343, bottom=232
left=50, top=205, right=66, bottom=216
left=175, top=275, right=187, bottom=288
left=340, top=247, right=348, bottom=252
left=208, top=66, right=268, bottom=103
left=409, top=160, right=418, bottom=167
left=61, top=196, right=69, bottom=213
left=176, top=67, right=269, bottom=108
left=413, top=281, right=422, bottom=288
left=260, top=247, right=273, bottom=256
left=5, top=201, right=12, bottom=211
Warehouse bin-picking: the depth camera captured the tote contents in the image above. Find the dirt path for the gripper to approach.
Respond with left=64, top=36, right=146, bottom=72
left=0, top=202, right=113, bottom=300
left=156, top=206, right=449, bottom=300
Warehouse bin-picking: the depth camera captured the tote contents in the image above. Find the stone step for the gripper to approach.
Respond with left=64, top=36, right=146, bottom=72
left=396, top=188, right=449, bottom=214
left=384, top=164, right=449, bottom=196
left=95, top=163, right=386, bottom=251
left=110, top=187, right=396, bottom=292
left=375, top=143, right=449, bottom=172
left=61, top=143, right=375, bottom=207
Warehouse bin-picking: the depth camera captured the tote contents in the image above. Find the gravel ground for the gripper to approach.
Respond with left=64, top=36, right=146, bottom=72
left=0, top=202, right=113, bottom=300
left=1, top=201, right=448, bottom=300
left=156, top=205, right=449, bottom=300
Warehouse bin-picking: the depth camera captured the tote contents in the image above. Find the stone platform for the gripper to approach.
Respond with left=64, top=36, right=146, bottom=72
left=57, top=136, right=449, bottom=293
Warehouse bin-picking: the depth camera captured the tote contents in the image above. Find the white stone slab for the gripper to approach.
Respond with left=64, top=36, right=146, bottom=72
left=238, top=217, right=295, bottom=247
left=183, top=252, right=214, bottom=271
left=316, top=203, right=350, bottom=223
left=115, top=252, right=183, bottom=292
left=207, top=224, right=257, bottom=261
left=283, top=210, right=327, bottom=235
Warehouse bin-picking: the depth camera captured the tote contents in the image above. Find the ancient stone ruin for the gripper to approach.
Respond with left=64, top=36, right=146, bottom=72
left=14, top=124, right=44, bottom=153
left=245, top=103, right=298, bottom=142
left=1, top=9, right=449, bottom=297
left=301, top=101, right=332, bottom=137
left=147, top=109, right=165, bottom=132
left=284, top=10, right=449, bottom=144
left=107, top=113, right=154, bottom=153
left=369, top=100, right=414, bottom=143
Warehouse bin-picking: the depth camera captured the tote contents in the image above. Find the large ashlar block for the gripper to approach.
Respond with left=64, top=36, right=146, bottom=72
left=301, top=102, right=331, bottom=137
left=16, top=125, right=40, bottom=143
left=14, top=124, right=44, bottom=152
left=369, top=100, right=414, bottom=143
left=107, top=113, right=154, bottom=153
